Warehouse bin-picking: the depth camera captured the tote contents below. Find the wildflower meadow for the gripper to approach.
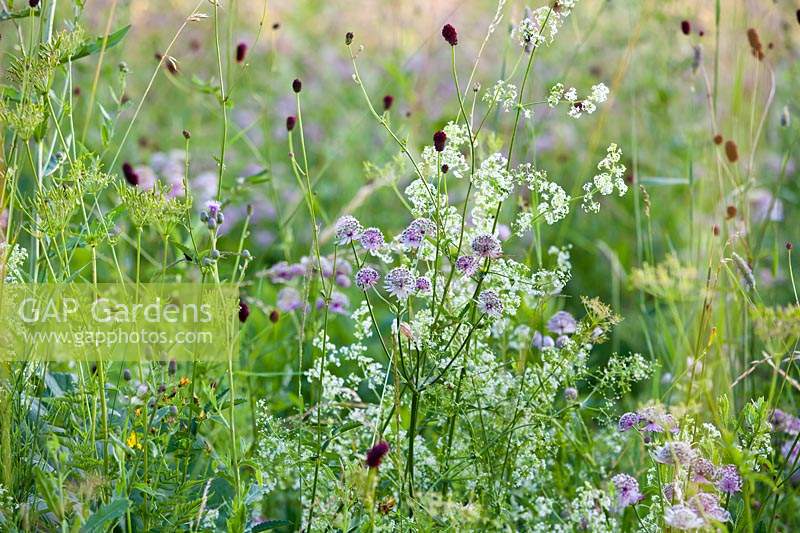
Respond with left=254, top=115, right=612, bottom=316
left=0, top=0, right=798, bottom=531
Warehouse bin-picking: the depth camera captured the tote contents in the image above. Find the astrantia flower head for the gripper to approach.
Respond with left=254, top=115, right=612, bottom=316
left=716, top=464, right=742, bottom=494
left=399, top=226, right=424, bottom=249
left=477, top=290, right=503, bottom=318
left=385, top=267, right=415, bottom=300
left=334, top=215, right=362, bottom=245
left=365, top=441, right=390, bottom=468
left=532, top=330, right=555, bottom=350
left=618, top=412, right=640, bottom=431
left=691, top=457, right=717, bottom=483
left=664, top=504, right=706, bottom=530
left=547, top=310, right=577, bottom=335
left=689, top=493, right=731, bottom=523
left=471, top=233, right=502, bottom=259
left=360, top=227, right=385, bottom=251
left=611, top=473, right=643, bottom=509
left=564, top=387, right=578, bottom=401
left=415, top=277, right=431, bottom=293
left=441, top=23, right=458, bottom=46
left=654, top=441, right=695, bottom=465
left=433, top=130, right=447, bottom=152
left=277, top=287, right=303, bottom=312
left=355, top=266, right=380, bottom=290
left=456, top=255, right=480, bottom=277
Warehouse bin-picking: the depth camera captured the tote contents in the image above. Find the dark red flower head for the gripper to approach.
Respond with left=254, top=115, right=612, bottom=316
left=292, top=78, right=302, bottom=93
left=239, top=298, right=250, bottom=323
left=365, top=441, right=390, bottom=468
left=286, top=115, right=297, bottom=131
left=236, top=42, right=247, bottom=63
left=122, top=162, right=139, bottom=186
left=383, top=94, right=394, bottom=111
left=269, top=309, right=280, bottom=323
left=442, top=24, right=458, bottom=46
left=787, top=241, right=794, bottom=251
left=433, top=130, right=447, bottom=152
left=345, top=32, right=354, bottom=45
left=680, top=20, right=691, bottom=35
left=29, top=0, right=39, bottom=7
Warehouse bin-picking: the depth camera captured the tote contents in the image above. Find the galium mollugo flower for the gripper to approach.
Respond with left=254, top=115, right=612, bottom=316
left=355, top=266, right=379, bottom=290
left=335, top=215, right=362, bottom=245
left=385, top=267, right=415, bottom=299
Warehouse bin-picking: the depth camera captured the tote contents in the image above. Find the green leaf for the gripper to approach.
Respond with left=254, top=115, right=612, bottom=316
left=62, top=25, right=131, bottom=64
left=252, top=519, right=292, bottom=531
left=81, top=497, right=129, bottom=532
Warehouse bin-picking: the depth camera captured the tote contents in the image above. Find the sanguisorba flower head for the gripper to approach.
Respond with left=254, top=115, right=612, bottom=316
left=335, top=215, right=363, bottom=245
left=383, top=94, right=394, bottom=111
left=355, top=266, right=380, bottom=290
left=292, top=78, right=302, bottom=93
left=433, top=130, right=447, bottom=152
left=360, top=227, right=385, bottom=251
left=122, top=162, right=139, bottom=186
left=441, top=23, right=458, bottom=46
left=471, top=233, right=502, bottom=259
left=477, top=290, right=503, bottom=318
left=235, top=42, right=247, bottom=62
left=385, top=267, right=415, bottom=300
left=365, top=441, right=390, bottom=468
left=286, top=115, right=296, bottom=131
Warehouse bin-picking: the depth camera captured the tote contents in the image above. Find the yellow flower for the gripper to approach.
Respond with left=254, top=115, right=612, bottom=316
left=126, top=431, right=142, bottom=450
left=179, top=376, right=191, bottom=387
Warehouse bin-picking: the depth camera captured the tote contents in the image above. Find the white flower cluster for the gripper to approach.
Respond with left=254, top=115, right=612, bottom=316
left=515, top=163, right=572, bottom=227
left=548, top=82, right=610, bottom=118
left=470, top=152, right=513, bottom=232
left=582, top=143, right=628, bottom=213
left=420, top=121, right=469, bottom=180
left=1, top=243, right=28, bottom=283
left=483, top=80, right=518, bottom=112
left=515, top=1, right=579, bottom=48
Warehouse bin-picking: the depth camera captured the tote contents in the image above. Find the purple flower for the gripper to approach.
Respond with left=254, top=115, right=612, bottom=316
left=365, top=441, right=390, bottom=468
left=355, top=267, right=380, bottom=290
left=471, top=233, right=502, bottom=259
left=532, top=330, right=555, bottom=350
left=664, top=504, right=706, bottom=530
left=277, top=287, right=303, bottom=312
left=611, top=473, right=643, bottom=509
left=716, top=464, right=742, bottom=494
left=399, top=227, right=424, bottom=249
left=771, top=408, right=800, bottom=435
left=385, top=267, right=415, bottom=300
left=691, top=457, right=717, bottom=484
left=618, top=412, right=640, bottom=432
left=456, top=255, right=480, bottom=277
left=654, top=441, right=695, bottom=465
left=689, top=493, right=731, bottom=523
left=555, top=335, right=570, bottom=348
left=477, top=290, right=503, bottom=318
left=415, top=276, right=432, bottom=293
left=547, top=310, right=577, bottom=335
left=328, top=292, right=350, bottom=315
left=335, top=215, right=363, bottom=245
left=360, top=227, right=385, bottom=251
left=564, top=387, right=578, bottom=401
left=662, top=482, right=676, bottom=501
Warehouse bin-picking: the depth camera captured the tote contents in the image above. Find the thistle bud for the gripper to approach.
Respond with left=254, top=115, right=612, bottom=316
left=292, top=78, right=302, bottom=93
left=441, top=24, right=458, bottom=46
left=433, top=130, right=447, bottom=152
